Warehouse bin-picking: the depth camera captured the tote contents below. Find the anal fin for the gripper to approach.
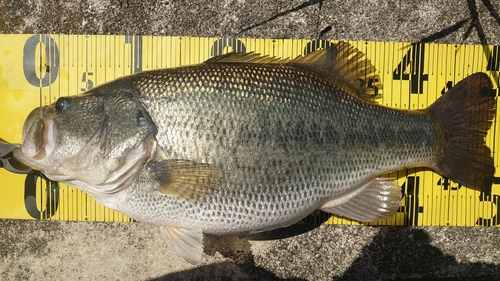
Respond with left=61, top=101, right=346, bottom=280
left=321, top=178, right=402, bottom=222
left=159, top=225, right=204, bottom=265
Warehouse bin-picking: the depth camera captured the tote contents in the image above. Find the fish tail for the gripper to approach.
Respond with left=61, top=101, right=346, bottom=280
left=428, top=72, right=496, bottom=191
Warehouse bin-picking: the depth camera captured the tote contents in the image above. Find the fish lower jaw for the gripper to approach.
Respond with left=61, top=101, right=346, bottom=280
left=21, top=109, right=58, bottom=158
left=68, top=155, right=154, bottom=210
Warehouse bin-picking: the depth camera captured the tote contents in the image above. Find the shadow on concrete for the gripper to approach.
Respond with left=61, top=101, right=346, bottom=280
left=150, top=231, right=308, bottom=280
left=150, top=226, right=500, bottom=281
left=337, top=227, right=500, bottom=281
left=239, top=0, right=325, bottom=34
left=417, top=0, right=500, bottom=44
left=149, top=224, right=317, bottom=280
left=149, top=261, right=306, bottom=281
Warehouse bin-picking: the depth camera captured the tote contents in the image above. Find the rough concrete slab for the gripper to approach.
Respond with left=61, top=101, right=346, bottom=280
left=0, top=0, right=499, bottom=44
left=1, top=220, right=499, bottom=280
left=0, top=0, right=500, bottom=280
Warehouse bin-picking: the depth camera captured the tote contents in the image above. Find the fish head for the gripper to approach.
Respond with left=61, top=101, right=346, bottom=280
left=14, top=83, right=157, bottom=196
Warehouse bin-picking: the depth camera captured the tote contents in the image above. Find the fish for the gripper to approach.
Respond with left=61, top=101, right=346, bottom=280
left=12, top=42, right=496, bottom=264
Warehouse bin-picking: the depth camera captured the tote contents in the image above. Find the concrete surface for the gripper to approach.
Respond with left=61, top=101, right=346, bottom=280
left=1, top=0, right=500, bottom=280
left=0, top=0, right=499, bottom=44
left=1, top=220, right=500, bottom=280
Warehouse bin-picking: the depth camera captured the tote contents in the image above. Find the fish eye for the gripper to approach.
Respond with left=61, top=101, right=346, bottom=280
left=55, top=97, right=71, bottom=112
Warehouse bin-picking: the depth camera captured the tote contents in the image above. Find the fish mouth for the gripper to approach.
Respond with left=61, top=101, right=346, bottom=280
left=21, top=108, right=59, bottom=160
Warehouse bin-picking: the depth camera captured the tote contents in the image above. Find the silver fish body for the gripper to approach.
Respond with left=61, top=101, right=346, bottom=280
left=121, top=62, right=434, bottom=233
left=13, top=42, right=496, bottom=264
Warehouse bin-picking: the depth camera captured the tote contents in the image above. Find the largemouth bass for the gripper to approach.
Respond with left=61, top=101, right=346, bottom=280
left=13, top=42, right=496, bottom=264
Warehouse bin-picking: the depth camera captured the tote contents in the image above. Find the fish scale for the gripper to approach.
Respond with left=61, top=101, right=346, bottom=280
left=13, top=42, right=495, bottom=264
left=116, top=62, right=438, bottom=232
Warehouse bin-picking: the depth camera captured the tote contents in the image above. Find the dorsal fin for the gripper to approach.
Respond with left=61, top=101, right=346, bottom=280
left=204, top=52, right=287, bottom=64
left=204, top=42, right=382, bottom=102
left=289, top=41, right=382, bottom=101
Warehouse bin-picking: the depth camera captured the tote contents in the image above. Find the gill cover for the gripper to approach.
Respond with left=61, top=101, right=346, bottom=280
left=15, top=80, right=157, bottom=196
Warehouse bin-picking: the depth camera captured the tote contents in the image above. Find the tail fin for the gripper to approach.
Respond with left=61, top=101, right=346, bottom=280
left=428, top=72, right=496, bottom=191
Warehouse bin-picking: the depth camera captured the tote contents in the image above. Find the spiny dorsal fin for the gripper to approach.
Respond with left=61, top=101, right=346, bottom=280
left=148, top=160, right=221, bottom=201
left=204, top=52, right=287, bottom=64
left=204, top=42, right=382, bottom=102
left=289, top=41, right=382, bottom=102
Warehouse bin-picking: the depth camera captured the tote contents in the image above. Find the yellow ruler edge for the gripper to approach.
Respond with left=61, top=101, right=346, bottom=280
left=0, top=34, right=498, bottom=226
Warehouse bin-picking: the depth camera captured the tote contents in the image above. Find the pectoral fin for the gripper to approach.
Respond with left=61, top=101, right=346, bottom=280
left=321, top=178, right=402, bottom=222
left=148, top=159, right=221, bottom=201
left=159, top=225, right=204, bottom=265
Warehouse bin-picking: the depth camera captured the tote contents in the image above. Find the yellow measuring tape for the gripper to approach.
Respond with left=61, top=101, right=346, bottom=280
left=0, top=34, right=499, bottom=226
